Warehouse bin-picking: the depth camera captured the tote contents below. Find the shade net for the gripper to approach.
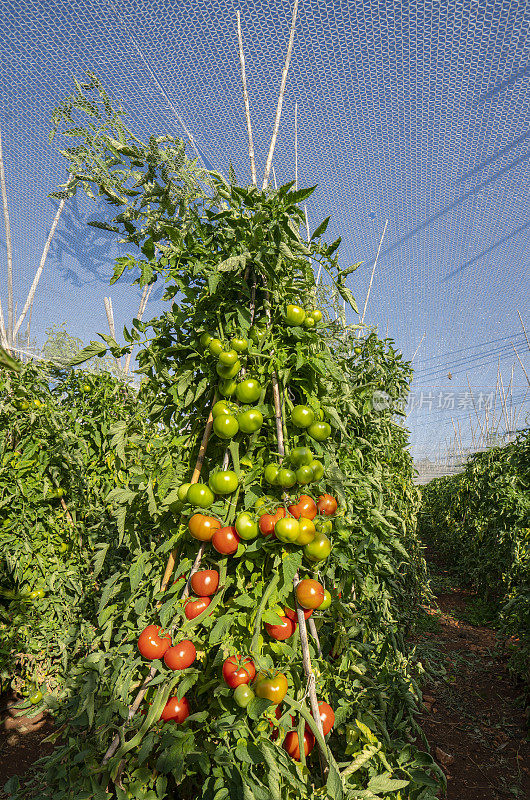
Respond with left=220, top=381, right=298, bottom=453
left=0, top=0, right=529, bottom=465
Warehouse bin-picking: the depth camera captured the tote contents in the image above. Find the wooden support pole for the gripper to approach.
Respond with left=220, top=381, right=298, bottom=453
left=123, top=285, right=153, bottom=375
left=360, top=219, right=388, bottom=325
left=0, top=126, right=13, bottom=346
left=262, top=0, right=299, bottom=189
left=236, top=11, right=257, bottom=187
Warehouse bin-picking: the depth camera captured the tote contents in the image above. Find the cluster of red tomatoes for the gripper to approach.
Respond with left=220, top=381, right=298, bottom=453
left=265, top=578, right=330, bottom=641
left=221, top=653, right=334, bottom=761
left=136, top=625, right=195, bottom=724
left=185, top=492, right=337, bottom=563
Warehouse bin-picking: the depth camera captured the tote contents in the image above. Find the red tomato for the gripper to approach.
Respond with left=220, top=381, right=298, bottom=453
left=288, top=495, right=317, bottom=520
left=317, top=701, right=335, bottom=735
left=265, top=615, right=295, bottom=641
left=188, top=514, right=221, bottom=541
left=259, top=507, right=286, bottom=535
left=284, top=605, right=312, bottom=622
left=137, top=625, right=171, bottom=660
left=222, top=655, right=256, bottom=688
left=295, top=579, right=325, bottom=609
left=160, top=695, right=190, bottom=723
left=317, top=494, right=338, bottom=516
left=254, top=672, right=288, bottom=704
left=283, top=729, right=315, bottom=761
left=212, top=525, right=240, bottom=555
left=190, top=569, right=219, bottom=596
left=184, top=596, right=211, bottom=620
left=163, top=640, right=196, bottom=670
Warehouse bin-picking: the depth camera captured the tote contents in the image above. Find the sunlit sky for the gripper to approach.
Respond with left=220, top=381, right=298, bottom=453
left=0, top=0, right=529, bottom=459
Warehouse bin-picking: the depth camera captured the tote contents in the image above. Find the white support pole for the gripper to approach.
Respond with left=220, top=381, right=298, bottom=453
left=262, top=0, right=299, bottom=189
left=123, top=285, right=153, bottom=375
left=104, top=297, right=122, bottom=373
left=294, top=100, right=298, bottom=190
left=0, top=126, right=14, bottom=346
left=360, top=219, right=388, bottom=325
left=236, top=11, right=257, bottom=187
left=13, top=178, right=72, bottom=340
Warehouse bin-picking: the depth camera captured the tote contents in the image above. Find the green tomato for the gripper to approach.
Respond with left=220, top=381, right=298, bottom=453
left=237, top=408, right=263, bottom=434
left=186, top=483, right=215, bottom=508
left=17, top=400, right=30, bottom=411
left=209, top=338, right=224, bottom=356
left=200, top=332, right=213, bottom=348
left=249, top=323, right=267, bottom=343
left=29, top=589, right=45, bottom=600
left=219, top=379, right=237, bottom=397
left=275, top=517, right=300, bottom=543
left=291, top=405, right=315, bottom=428
left=264, top=464, right=281, bottom=486
left=231, top=337, right=248, bottom=353
left=285, top=304, right=306, bottom=326
left=304, top=533, right=332, bottom=562
left=312, top=309, right=323, bottom=323
left=57, top=541, right=69, bottom=554
left=315, top=517, right=332, bottom=534
left=278, top=468, right=297, bottom=489
left=319, top=589, right=332, bottom=610
left=235, top=512, right=259, bottom=540
left=178, top=483, right=192, bottom=502
left=296, top=465, right=314, bottom=485
left=29, top=690, right=43, bottom=705
left=309, top=460, right=324, bottom=481
left=213, top=414, right=239, bottom=440
left=354, top=346, right=362, bottom=355
left=303, top=316, right=315, bottom=329
left=234, top=684, right=255, bottom=708
left=33, top=399, right=43, bottom=408
left=236, top=379, right=262, bottom=404
left=49, top=487, right=65, bottom=499
left=212, top=400, right=236, bottom=418
left=218, top=349, right=239, bottom=366
left=289, top=447, right=313, bottom=467
left=216, top=360, right=241, bottom=379
left=82, top=384, right=90, bottom=392
left=307, top=421, right=332, bottom=442
left=209, top=471, right=238, bottom=495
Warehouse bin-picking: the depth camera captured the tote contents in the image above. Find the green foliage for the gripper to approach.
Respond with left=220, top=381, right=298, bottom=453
left=0, top=363, right=144, bottom=695
left=3, top=77, right=440, bottom=800
left=418, top=432, right=530, bottom=683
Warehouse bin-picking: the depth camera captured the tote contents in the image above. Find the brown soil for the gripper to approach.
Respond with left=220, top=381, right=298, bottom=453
left=0, top=691, right=54, bottom=789
left=415, top=579, right=530, bottom=799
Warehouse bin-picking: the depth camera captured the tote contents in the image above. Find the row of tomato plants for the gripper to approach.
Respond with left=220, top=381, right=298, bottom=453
left=418, top=430, right=530, bottom=686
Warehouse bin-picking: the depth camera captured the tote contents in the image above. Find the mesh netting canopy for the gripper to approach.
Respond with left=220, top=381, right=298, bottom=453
left=0, top=0, right=529, bottom=457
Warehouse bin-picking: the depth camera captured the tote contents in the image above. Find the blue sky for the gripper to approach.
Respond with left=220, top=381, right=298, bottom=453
left=0, top=0, right=529, bottom=458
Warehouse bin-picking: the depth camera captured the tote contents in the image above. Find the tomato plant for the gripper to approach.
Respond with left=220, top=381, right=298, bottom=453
left=6, top=78, right=440, bottom=800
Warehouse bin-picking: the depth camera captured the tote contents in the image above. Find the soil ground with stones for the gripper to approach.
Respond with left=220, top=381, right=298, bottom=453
left=413, top=555, right=530, bottom=799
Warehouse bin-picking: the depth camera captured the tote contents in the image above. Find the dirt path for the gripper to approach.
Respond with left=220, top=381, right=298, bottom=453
left=0, top=691, right=54, bottom=789
left=414, top=565, right=530, bottom=799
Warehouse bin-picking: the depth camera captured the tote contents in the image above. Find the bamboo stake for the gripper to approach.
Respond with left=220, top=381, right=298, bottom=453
left=159, top=398, right=217, bottom=593
left=512, top=343, right=530, bottom=387
left=0, top=299, right=8, bottom=349
left=517, top=310, right=530, bottom=351
left=262, top=0, right=299, bottom=189
left=13, top=179, right=72, bottom=340
left=272, top=165, right=278, bottom=190
left=236, top=11, right=257, bottom=187
left=410, top=332, right=426, bottom=364
left=294, top=100, right=298, bottom=190
left=104, top=297, right=123, bottom=373
left=293, top=573, right=327, bottom=770
left=360, top=219, right=388, bottom=325
left=0, top=127, right=13, bottom=346
left=304, top=205, right=310, bottom=242
left=466, top=377, right=485, bottom=439
left=123, top=285, right=153, bottom=375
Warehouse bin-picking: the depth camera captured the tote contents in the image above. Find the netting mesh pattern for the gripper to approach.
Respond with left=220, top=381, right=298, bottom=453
left=0, top=0, right=529, bottom=456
